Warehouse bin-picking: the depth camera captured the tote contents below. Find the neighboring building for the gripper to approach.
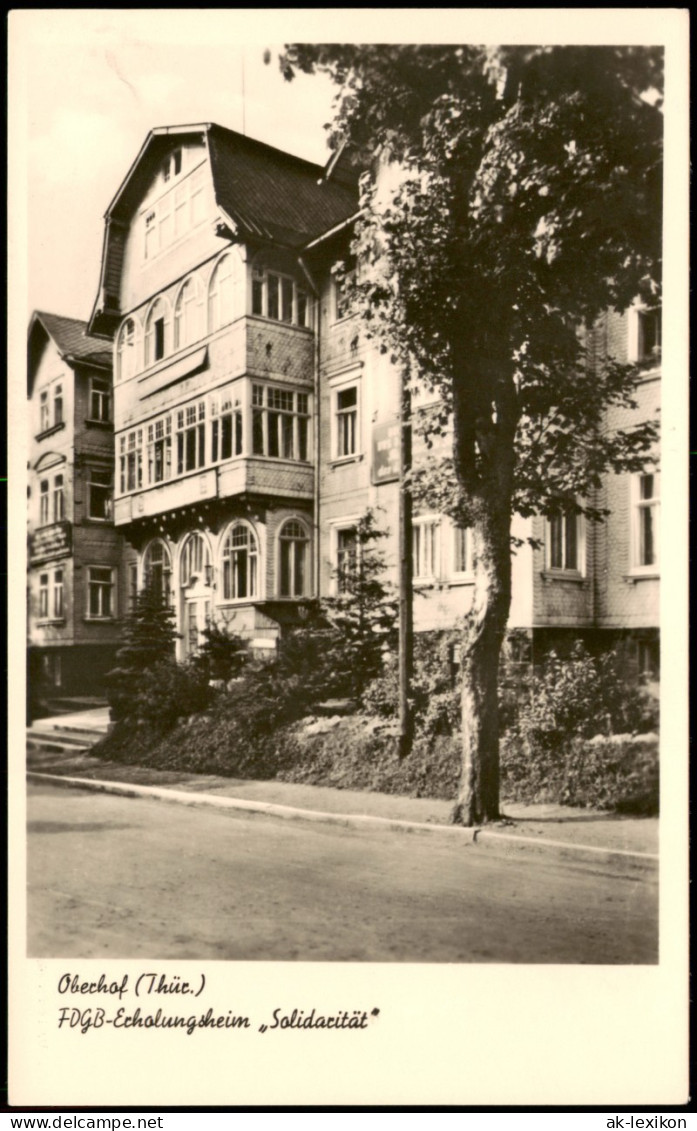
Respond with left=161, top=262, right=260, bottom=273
left=83, top=121, right=659, bottom=679
left=27, top=312, right=123, bottom=705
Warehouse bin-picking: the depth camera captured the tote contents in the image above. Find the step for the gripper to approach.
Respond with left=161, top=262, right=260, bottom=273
left=27, top=730, right=101, bottom=750
left=27, top=737, right=93, bottom=755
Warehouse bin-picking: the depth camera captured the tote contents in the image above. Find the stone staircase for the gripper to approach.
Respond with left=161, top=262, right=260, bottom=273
left=27, top=707, right=111, bottom=756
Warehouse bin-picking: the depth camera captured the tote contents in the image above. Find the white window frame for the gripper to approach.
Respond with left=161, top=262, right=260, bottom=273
left=53, top=568, right=64, bottom=620
left=86, top=466, right=113, bottom=522
left=39, top=480, right=50, bottom=525
left=116, top=318, right=138, bottom=383
left=327, top=517, right=362, bottom=597
left=545, top=507, right=585, bottom=575
left=52, top=473, right=65, bottom=523
left=630, top=472, right=660, bottom=575
left=118, top=429, right=144, bottom=495
left=85, top=566, right=117, bottom=620
left=277, top=517, right=311, bottom=599
left=39, top=390, right=50, bottom=432
left=88, top=375, right=111, bottom=422
left=144, top=297, right=171, bottom=368
left=627, top=302, right=662, bottom=367
left=38, top=572, right=49, bottom=619
left=179, top=531, right=212, bottom=588
left=208, top=253, right=238, bottom=333
left=53, top=384, right=64, bottom=426
left=449, top=520, right=475, bottom=581
left=412, top=515, right=442, bottom=584
left=251, top=383, right=311, bottom=462
left=142, top=539, right=173, bottom=605
left=330, top=372, right=362, bottom=463
left=173, top=274, right=204, bottom=352
left=251, top=264, right=310, bottom=328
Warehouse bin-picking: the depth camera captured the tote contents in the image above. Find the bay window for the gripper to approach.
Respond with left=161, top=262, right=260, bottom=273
left=147, top=416, right=172, bottom=484
left=211, top=391, right=243, bottom=462
left=252, top=384, right=309, bottom=461
left=176, top=402, right=206, bottom=474
left=252, top=266, right=309, bottom=327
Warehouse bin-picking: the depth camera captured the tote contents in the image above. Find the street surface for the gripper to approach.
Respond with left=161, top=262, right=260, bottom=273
left=27, top=781, right=657, bottom=963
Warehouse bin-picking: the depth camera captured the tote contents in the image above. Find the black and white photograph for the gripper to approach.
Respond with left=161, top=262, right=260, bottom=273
left=8, top=8, right=689, bottom=1110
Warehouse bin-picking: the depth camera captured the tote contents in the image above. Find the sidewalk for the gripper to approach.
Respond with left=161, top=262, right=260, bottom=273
left=26, top=717, right=659, bottom=864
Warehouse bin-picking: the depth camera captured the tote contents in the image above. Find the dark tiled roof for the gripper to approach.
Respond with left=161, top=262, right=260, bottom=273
left=206, top=125, right=358, bottom=247
left=33, top=311, right=112, bottom=367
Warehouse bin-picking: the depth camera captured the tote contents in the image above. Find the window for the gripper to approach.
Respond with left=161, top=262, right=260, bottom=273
left=279, top=519, right=309, bottom=597
left=53, top=569, right=64, bottom=619
left=452, top=525, right=474, bottom=576
left=116, top=319, right=137, bottom=383
left=547, top=506, right=581, bottom=572
left=119, top=430, right=144, bottom=493
left=89, top=376, right=111, bottom=421
left=143, top=540, right=172, bottom=604
left=334, top=384, right=359, bottom=459
left=637, top=638, right=660, bottom=680
left=333, top=259, right=356, bottom=321
left=87, top=567, right=115, bottom=619
left=87, top=467, right=112, bottom=520
left=145, top=299, right=169, bottom=366
left=176, top=402, right=206, bottom=474
left=147, top=416, right=172, bottom=484
left=633, top=473, right=660, bottom=571
left=128, top=562, right=139, bottom=612
left=251, top=266, right=309, bottom=328
left=40, top=391, right=50, bottom=432
left=211, top=390, right=243, bottom=462
left=180, top=533, right=210, bottom=587
left=413, top=518, right=440, bottom=581
left=174, top=277, right=204, bottom=351
left=53, top=474, right=65, bottom=522
left=162, top=149, right=182, bottom=183
left=39, top=480, right=49, bottom=525
left=39, top=573, right=49, bottom=618
left=221, top=523, right=258, bottom=600
left=251, top=384, right=309, bottom=461
left=336, top=527, right=358, bottom=594
left=637, top=307, right=661, bottom=364
left=54, top=385, right=64, bottom=426
left=208, top=255, right=237, bottom=332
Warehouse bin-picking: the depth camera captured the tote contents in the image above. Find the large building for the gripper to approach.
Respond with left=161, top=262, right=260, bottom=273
left=75, top=121, right=658, bottom=678
left=27, top=312, right=124, bottom=705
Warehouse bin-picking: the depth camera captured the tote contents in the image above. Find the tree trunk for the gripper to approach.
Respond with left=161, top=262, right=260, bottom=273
left=452, top=501, right=512, bottom=825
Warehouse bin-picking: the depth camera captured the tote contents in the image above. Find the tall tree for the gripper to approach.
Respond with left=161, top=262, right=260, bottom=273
left=278, top=45, right=662, bottom=823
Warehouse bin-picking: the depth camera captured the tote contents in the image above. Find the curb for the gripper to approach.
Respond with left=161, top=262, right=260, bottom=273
left=27, top=772, right=477, bottom=841
left=27, top=771, right=659, bottom=871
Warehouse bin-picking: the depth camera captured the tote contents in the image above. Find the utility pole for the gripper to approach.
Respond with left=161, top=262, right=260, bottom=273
left=397, top=375, right=413, bottom=758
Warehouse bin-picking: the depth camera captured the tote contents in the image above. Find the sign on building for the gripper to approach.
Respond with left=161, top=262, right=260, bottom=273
left=371, top=417, right=401, bottom=485
left=30, top=522, right=72, bottom=564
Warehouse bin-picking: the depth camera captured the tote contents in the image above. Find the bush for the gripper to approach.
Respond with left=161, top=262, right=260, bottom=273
left=131, top=660, right=213, bottom=730
left=509, top=642, right=657, bottom=753
left=192, top=621, right=247, bottom=682
left=501, top=732, right=658, bottom=814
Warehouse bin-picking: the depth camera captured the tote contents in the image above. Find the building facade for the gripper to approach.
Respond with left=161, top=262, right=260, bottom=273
left=27, top=312, right=124, bottom=705
left=79, top=121, right=658, bottom=678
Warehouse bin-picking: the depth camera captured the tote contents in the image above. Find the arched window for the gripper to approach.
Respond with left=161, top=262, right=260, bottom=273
left=144, top=298, right=170, bottom=367
left=180, top=531, right=211, bottom=587
left=116, top=318, right=137, bottom=382
left=279, top=519, right=309, bottom=597
left=208, top=254, right=237, bottom=332
left=221, top=523, right=258, bottom=600
left=142, top=539, right=172, bottom=603
left=173, top=277, right=204, bottom=351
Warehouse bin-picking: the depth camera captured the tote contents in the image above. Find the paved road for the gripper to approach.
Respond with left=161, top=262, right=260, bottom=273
left=27, top=781, right=658, bottom=963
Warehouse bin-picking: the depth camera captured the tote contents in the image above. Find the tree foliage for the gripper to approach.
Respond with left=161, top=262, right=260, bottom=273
left=278, top=45, right=663, bottom=823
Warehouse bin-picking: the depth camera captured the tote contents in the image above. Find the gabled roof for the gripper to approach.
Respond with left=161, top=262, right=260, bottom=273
left=89, top=122, right=359, bottom=336
left=28, top=311, right=112, bottom=396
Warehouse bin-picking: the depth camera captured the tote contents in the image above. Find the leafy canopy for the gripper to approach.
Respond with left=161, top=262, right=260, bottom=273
left=280, top=45, right=662, bottom=522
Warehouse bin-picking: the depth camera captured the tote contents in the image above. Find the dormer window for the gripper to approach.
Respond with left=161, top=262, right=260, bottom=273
left=251, top=265, right=309, bottom=328
left=162, top=149, right=182, bottom=183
